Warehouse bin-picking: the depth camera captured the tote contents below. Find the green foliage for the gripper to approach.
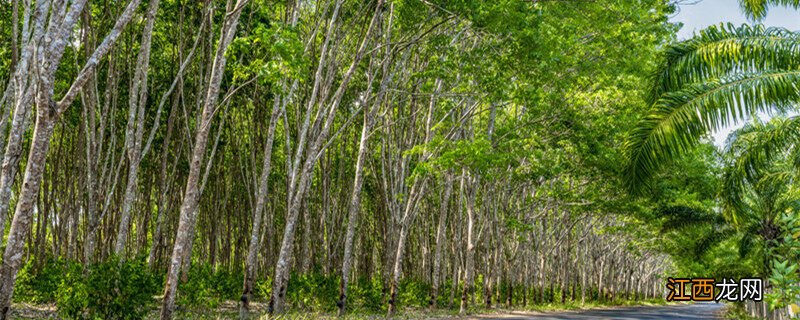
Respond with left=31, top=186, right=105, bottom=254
left=56, top=263, right=90, bottom=320
left=397, top=278, right=432, bottom=309
left=625, top=23, right=800, bottom=192
left=251, top=273, right=431, bottom=313
left=417, top=137, right=512, bottom=177
left=15, top=258, right=75, bottom=303
left=229, top=23, right=307, bottom=87
left=767, top=259, right=800, bottom=311
left=177, top=263, right=242, bottom=308
left=739, top=0, right=800, bottom=20
left=286, top=272, right=340, bottom=311
left=344, top=277, right=384, bottom=313
left=282, top=273, right=432, bottom=312
left=766, top=212, right=800, bottom=311
left=720, top=117, right=800, bottom=225
left=56, top=257, right=160, bottom=320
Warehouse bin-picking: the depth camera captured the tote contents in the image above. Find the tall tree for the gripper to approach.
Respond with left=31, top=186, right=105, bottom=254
left=0, top=0, right=145, bottom=316
left=115, top=0, right=161, bottom=258
left=159, top=0, right=250, bottom=318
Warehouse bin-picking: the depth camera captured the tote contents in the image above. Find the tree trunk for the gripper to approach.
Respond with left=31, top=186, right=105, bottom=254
left=460, top=171, right=477, bottom=315
left=114, top=0, right=161, bottom=258
left=338, top=101, right=374, bottom=316
left=146, top=2, right=207, bottom=269
left=269, top=0, right=382, bottom=313
left=161, top=1, right=248, bottom=318
left=0, top=0, right=142, bottom=314
left=241, top=96, right=281, bottom=317
left=430, top=173, right=453, bottom=309
left=0, top=105, right=56, bottom=319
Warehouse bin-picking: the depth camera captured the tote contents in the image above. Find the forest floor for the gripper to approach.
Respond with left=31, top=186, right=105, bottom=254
left=9, top=299, right=699, bottom=319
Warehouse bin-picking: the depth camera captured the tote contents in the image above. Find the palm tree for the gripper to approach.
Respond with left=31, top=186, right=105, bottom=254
left=720, top=118, right=800, bottom=273
left=720, top=117, right=800, bottom=224
left=653, top=117, right=800, bottom=278
left=740, top=0, right=800, bottom=20
left=624, top=0, right=800, bottom=191
left=624, top=2, right=800, bottom=312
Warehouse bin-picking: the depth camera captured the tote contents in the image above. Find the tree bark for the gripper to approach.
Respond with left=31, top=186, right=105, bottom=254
left=115, top=0, right=161, bottom=258
left=0, top=0, right=141, bottom=314
left=431, top=173, right=453, bottom=309
left=460, top=171, right=477, bottom=315
left=146, top=2, right=208, bottom=269
left=160, top=1, right=248, bottom=318
left=269, top=0, right=383, bottom=313
left=240, top=95, right=281, bottom=317
left=0, top=103, right=56, bottom=319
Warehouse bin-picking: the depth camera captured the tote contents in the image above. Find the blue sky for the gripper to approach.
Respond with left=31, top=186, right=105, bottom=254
left=670, top=0, right=800, bottom=147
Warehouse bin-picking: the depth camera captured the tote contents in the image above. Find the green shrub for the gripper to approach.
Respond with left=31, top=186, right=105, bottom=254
left=56, top=262, right=89, bottom=319
left=286, top=272, right=339, bottom=311
left=347, top=276, right=384, bottom=312
left=15, top=258, right=76, bottom=303
left=254, top=273, right=387, bottom=313
left=56, top=257, right=160, bottom=320
left=398, top=278, right=431, bottom=308
left=255, top=276, right=273, bottom=299
left=177, top=263, right=243, bottom=308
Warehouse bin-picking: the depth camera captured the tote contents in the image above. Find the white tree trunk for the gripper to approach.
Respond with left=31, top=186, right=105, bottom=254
left=240, top=96, right=281, bottom=316
left=269, top=0, right=383, bottom=313
left=160, top=1, right=248, bottom=318
left=431, top=174, right=453, bottom=308
left=0, top=104, right=56, bottom=319
left=0, top=0, right=141, bottom=314
left=115, top=0, right=161, bottom=258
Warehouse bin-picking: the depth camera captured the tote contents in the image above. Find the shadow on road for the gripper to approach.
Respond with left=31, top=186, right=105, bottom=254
left=478, top=302, right=724, bottom=320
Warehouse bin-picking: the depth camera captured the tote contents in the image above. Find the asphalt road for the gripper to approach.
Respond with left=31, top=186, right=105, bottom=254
left=479, top=303, right=725, bottom=319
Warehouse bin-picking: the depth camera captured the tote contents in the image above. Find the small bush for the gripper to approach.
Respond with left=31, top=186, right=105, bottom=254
left=16, top=258, right=76, bottom=303
left=398, top=278, right=431, bottom=308
left=347, top=276, right=384, bottom=312
left=286, top=272, right=339, bottom=311
left=177, top=263, right=243, bottom=308
left=56, top=257, right=160, bottom=320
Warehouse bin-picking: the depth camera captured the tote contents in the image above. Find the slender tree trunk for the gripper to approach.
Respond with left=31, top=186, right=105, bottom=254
left=431, top=173, right=453, bottom=309
left=0, top=1, right=46, bottom=234
left=161, top=1, right=248, bottom=318
left=337, top=110, right=373, bottom=315
left=0, top=103, right=56, bottom=319
left=460, top=171, right=477, bottom=315
left=338, top=10, right=397, bottom=312
left=9, top=0, right=19, bottom=75
left=240, top=96, right=281, bottom=317
left=148, top=86, right=179, bottom=269
left=115, top=0, right=161, bottom=258
left=0, top=88, right=33, bottom=237
left=0, top=0, right=141, bottom=314
left=269, top=0, right=382, bottom=313
left=146, top=2, right=207, bottom=269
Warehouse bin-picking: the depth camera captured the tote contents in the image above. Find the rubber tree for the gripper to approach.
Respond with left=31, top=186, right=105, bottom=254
left=0, top=0, right=144, bottom=316
left=160, top=0, right=250, bottom=318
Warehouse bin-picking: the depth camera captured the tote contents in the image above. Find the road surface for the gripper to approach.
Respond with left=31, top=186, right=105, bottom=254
left=477, top=303, right=724, bottom=319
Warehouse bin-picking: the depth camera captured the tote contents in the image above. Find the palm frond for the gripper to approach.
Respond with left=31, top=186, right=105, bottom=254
left=739, top=0, right=800, bottom=21
left=625, top=69, right=800, bottom=192
left=692, top=229, right=733, bottom=258
left=739, top=233, right=755, bottom=258
left=722, top=162, right=752, bottom=225
left=649, top=24, right=800, bottom=104
left=720, top=116, right=800, bottom=223
left=657, top=205, right=725, bottom=231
